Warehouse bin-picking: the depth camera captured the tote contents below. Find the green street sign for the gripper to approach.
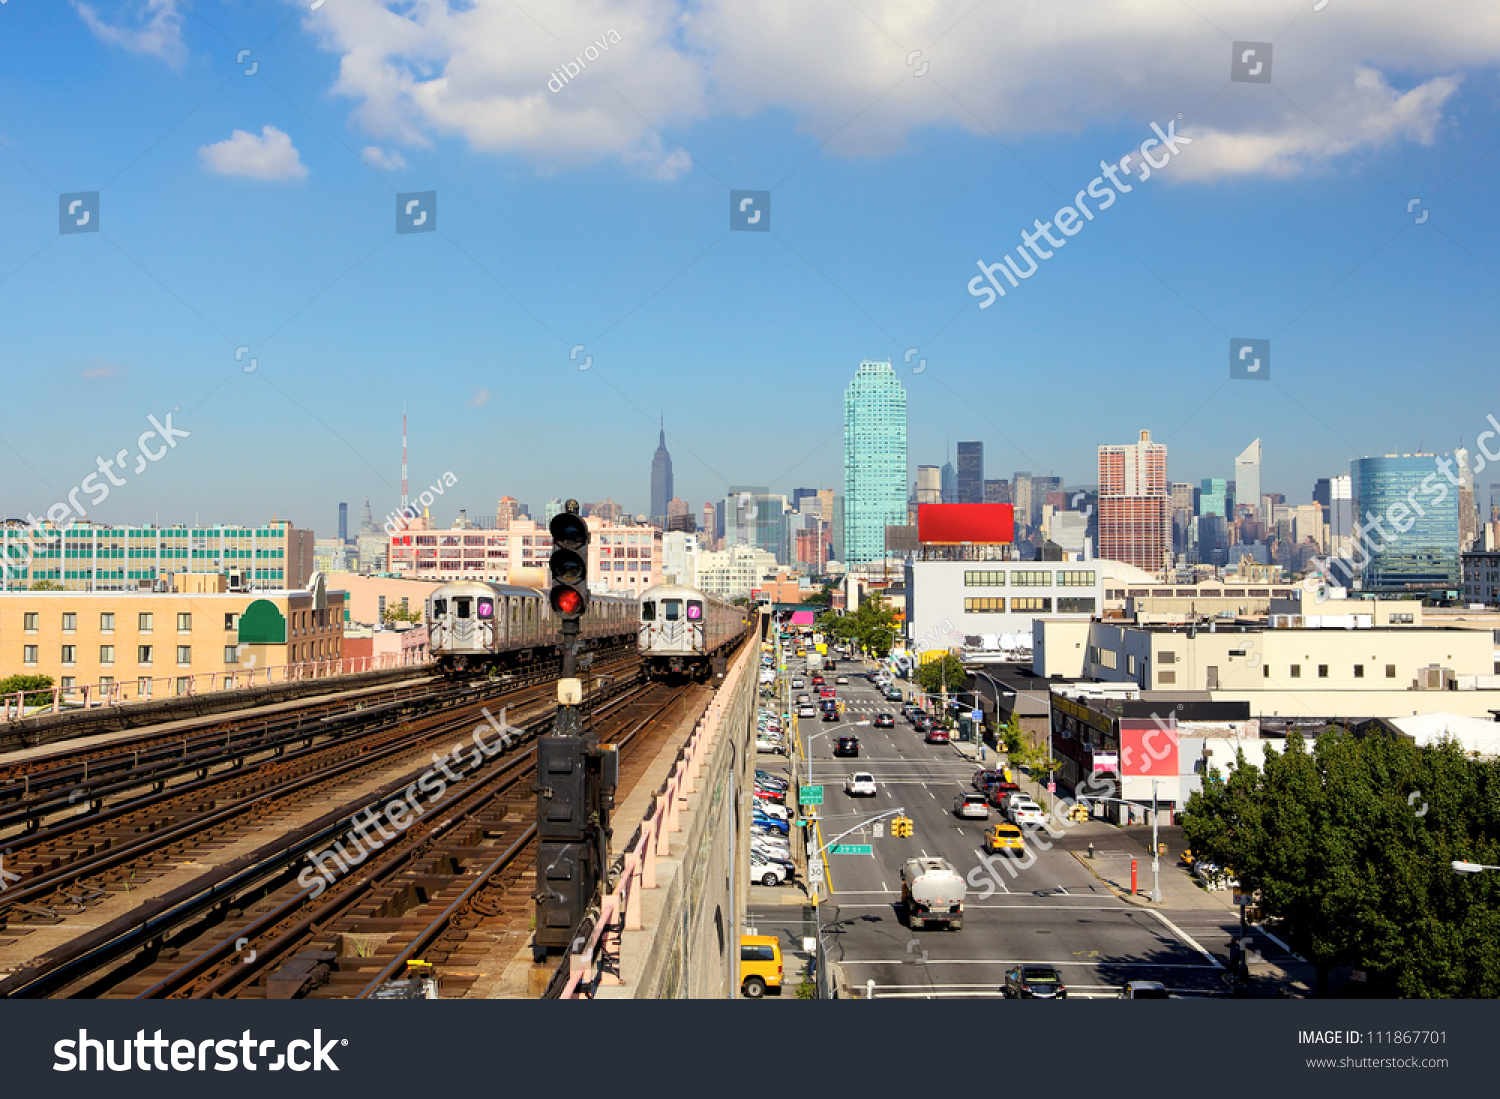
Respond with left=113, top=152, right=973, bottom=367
left=831, top=844, right=873, bottom=855
left=798, top=786, right=824, bottom=805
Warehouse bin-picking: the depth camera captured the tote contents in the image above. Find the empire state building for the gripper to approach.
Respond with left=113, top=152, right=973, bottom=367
left=650, top=418, right=673, bottom=528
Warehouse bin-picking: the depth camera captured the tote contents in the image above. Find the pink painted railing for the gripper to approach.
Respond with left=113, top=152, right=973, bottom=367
left=560, top=643, right=752, bottom=998
left=0, top=651, right=434, bottom=720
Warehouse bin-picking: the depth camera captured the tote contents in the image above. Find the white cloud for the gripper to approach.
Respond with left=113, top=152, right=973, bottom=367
left=361, top=145, right=408, bottom=170
left=199, top=126, right=309, bottom=181
left=469, top=388, right=490, bottom=408
left=299, top=0, right=1497, bottom=183
left=74, top=0, right=187, bottom=68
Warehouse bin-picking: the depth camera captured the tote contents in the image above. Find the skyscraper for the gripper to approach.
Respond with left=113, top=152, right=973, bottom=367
left=915, top=465, right=942, bottom=504
left=1012, top=473, right=1032, bottom=534
left=956, top=441, right=984, bottom=504
left=843, top=360, right=908, bottom=565
left=650, top=418, right=673, bottom=528
left=940, top=462, right=957, bottom=503
left=1235, top=439, right=1263, bottom=523
left=983, top=479, right=1010, bottom=504
left=338, top=502, right=348, bottom=545
left=1199, top=478, right=1229, bottom=517
left=1097, top=429, right=1170, bottom=572
left=1351, top=455, right=1461, bottom=591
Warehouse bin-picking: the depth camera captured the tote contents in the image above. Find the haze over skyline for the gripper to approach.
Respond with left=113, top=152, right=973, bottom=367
left=3, top=0, right=1498, bottom=537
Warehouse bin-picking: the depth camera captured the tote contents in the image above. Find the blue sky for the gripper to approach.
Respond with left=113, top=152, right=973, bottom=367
left=2, top=0, right=1498, bottom=537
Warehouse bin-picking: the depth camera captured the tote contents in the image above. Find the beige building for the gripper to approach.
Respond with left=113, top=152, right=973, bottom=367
left=1120, top=578, right=1299, bottom=623
left=1067, top=619, right=1500, bottom=719
left=0, top=574, right=348, bottom=709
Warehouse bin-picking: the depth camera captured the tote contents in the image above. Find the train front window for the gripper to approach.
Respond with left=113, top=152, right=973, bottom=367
left=432, top=599, right=447, bottom=617
left=663, top=600, right=682, bottom=621
left=456, top=598, right=471, bottom=619
left=478, top=599, right=494, bottom=618
left=641, top=602, right=656, bottom=622
left=687, top=601, right=703, bottom=620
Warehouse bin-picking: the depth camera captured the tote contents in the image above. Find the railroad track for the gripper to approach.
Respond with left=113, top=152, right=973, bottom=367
left=0, top=675, right=711, bottom=999
left=0, top=657, right=640, bottom=980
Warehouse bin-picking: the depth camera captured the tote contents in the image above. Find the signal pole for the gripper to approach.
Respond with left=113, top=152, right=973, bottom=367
left=534, top=500, right=617, bottom=958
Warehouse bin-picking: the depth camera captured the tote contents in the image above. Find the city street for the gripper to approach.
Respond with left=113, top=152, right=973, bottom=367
left=793, top=654, right=1302, bottom=999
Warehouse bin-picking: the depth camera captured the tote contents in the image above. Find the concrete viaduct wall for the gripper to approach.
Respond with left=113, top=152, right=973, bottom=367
left=595, top=633, right=758, bottom=999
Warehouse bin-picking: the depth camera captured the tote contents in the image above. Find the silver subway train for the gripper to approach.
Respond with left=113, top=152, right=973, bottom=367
left=637, top=583, right=747, bottom=681
left=426, top=580, right=637, bottom=674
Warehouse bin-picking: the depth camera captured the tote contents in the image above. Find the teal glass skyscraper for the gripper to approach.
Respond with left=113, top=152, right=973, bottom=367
left=843, top=360, right=908, bottom=564
left=1352, top=455, right=1461, bottom=591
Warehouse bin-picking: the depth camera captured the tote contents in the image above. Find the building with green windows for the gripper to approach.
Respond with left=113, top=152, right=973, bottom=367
left=842, top=360, right=907, bottom=565
left=1352, top=455, right=1461, bottom=592
left=0, top=519, right=315, bottom=592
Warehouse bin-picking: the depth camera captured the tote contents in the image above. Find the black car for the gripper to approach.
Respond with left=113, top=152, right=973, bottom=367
left=873, top=713, right=895, bottom=729
left=1003, top=966, right=1067, bottom=999
left=821, top=709, right=841, bottom=722
left=833, top=736, right=860, bottom=757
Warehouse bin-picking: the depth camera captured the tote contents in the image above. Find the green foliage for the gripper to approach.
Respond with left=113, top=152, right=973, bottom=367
left=28, top=580, right=63, bottom=591
left=0, top=673, right=54, bottom=695
left=914, top=653, right=966, bottom=695
left=382, top=603, right=423, bottom=624
left=816, top=598, right=899, bottom=657
left=1184, top=730, right=1500, bottom=997
left=795, top=976, right=817, bottom=999
left=730, top=596, right=750, bottom=607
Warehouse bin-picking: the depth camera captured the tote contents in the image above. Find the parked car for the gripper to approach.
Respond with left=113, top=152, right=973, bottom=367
left=755, top=770, right=787, bottom=788
left=984, top=823, right=1026, bottom=854
left=752, top=812, right=790, bottom=835
left=756, top=801, right=790, bottom=821
left=873, top=713, right=895, bottom=729
left=833, top=736, right=860, bottom=757
left=1003, top=965, right=1067, bottom=999
left=752, top=785, right=784, bottom=802
left=987, top=782, right=1021, bottom=807
left=1120, top=981, right=1170, bottom=999
left=924, top=727, right=950, bottom=744
left=751, top=855, right=788, bottom=887
left=954, top=792, right=990, bottom=819
left=739, top=936, right=783, bottom=998
left=844, top=772, right=878, bottom=797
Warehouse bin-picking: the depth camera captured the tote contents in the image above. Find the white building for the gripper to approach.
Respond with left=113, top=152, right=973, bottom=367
left=694, top=544, right=778, bottom=600
left=661, top=532, right=702, bottom=587
left=904, top=557, right=1157, bottom=652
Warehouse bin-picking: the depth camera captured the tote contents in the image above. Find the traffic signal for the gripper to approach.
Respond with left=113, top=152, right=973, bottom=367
left=891, top=815, right=914, bottom=838
left=548, top=504, right=590, bottom=619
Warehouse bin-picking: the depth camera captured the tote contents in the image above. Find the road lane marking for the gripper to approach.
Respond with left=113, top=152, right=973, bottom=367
left=1147, top=909, right=1223, bottom=969
left=834, top=902, right=1131, bottom=910
left=1257, top=927, right=1306, bottom=961
left=841, top=959, right=1219, bottom=968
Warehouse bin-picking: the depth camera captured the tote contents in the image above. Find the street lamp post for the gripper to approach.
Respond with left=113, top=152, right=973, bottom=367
left=1151, top=779, right=1162, bottom=904
left=1452, top=861, right=1500, bottom=873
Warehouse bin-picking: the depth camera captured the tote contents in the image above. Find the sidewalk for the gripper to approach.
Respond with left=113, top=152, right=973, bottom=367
left=946, top=733, right=1235, bottom=913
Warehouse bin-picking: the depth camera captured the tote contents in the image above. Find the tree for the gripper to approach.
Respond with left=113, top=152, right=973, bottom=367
left=0, top=673, right=53, bottom=695
left=914, top=653, right=966, bottom=695
left=28, top=580, right=63, bottom=591
left=1184, top=730, right=1500, bottom=997
left=730, top=596, right=750, bottom=607
left=382, top=603, right=422, bottom=625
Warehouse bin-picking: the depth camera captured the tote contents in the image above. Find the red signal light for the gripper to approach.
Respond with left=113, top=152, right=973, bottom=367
left=553, top=588, right=583, bottom=615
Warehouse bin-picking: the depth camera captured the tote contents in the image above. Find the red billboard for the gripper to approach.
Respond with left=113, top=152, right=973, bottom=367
left=1119, top=718, right=1178, bottom=776
left=916, top=503, right=1014, bottom=544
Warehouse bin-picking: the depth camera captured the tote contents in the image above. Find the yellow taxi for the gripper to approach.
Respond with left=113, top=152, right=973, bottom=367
left=739, top=935, right=783, bottom=998
left=984, top=823, right=1027, bottom=855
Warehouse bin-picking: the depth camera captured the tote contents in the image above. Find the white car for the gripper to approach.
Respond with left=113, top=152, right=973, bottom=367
left=756, top=801, right=789, bottom=821
left=1008, top=800, right=1046, bottom=826
left=844, top=772, right=878, bottom=797
left=835, top=675, right=849, bottom=685
left=791, top=678, right=805, bottom=689
left=751, top=856, right=788, bottom=886
left=798, top=705, right=817, bottom=718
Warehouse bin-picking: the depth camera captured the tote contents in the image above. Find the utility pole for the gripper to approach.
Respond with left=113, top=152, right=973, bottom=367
left=1151, top=778, right=1161, bottom=904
